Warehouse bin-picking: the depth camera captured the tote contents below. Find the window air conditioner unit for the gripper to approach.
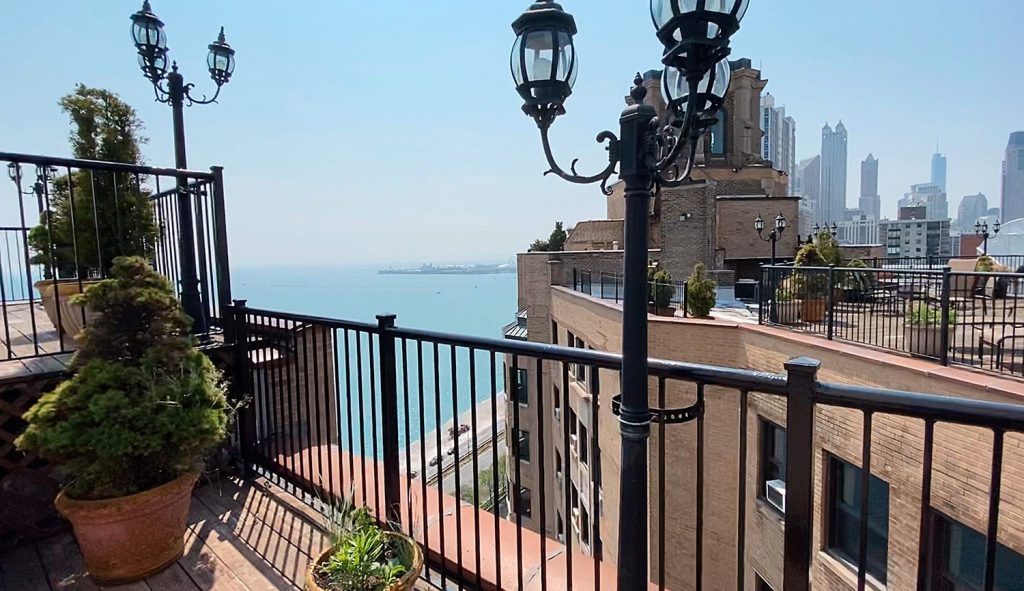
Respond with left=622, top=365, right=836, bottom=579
left=765, top=479, right=786, bottom=513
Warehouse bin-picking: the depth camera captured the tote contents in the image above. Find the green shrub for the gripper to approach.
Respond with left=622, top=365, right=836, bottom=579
left=794, top=243, right=827, bottom=267
left=317, top=497, right=416, bottom=591
left=686, top=264, right=717, bottom=318
left=15, top=257, right=230, bottom=499
left=905, top=304, right=957, bottom=327
left=648, top=268, right=675, bottom=309
left=975, top=255, right=996, bottom=273
left=815, top=231, right=843, bottom=266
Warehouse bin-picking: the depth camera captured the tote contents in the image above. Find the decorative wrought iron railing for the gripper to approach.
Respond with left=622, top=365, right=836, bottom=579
left=572, top=268, right=690, bottom=317
left=759, top=264, right=1024, bottom=379
left=0, top=151, right=231, bottom=358
left=227, top=303, right=1024, bottom=590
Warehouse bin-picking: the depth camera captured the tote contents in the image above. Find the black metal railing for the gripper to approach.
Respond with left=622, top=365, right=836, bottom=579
left=0, top=151, right=231, bottom=358
left=760, top=264, right=1024, bottom=378
left=227, top=302, right=1024, bottom=590
left=573, top=268, right=689, bottom=318
left=863, top=254, right=1024, bottom=271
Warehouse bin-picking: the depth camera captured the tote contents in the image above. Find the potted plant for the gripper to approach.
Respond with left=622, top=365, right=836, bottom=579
left=793, top=242, right=828, bottom=323
left=15, top=257, right=229, bottom=584
left=307, top=498, right=423, bottom=591
left=648, top=268, right=676, bottom=316
left=840, top=258, right=869, bottom=303
left=905, top=303, right=956, bottom=358
left=686, top=263, right=717, bottom=319
left=774, top=278, right=802, bottom=325
left=29, top=86, right=159, bottom=342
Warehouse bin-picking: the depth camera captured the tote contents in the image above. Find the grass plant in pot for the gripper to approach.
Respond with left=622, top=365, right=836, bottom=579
left=793, top=242, right=828, bottom=323
left=307, top=498, right=423, bottom=591
left=15, top=257, right=229, bottom=584
left=905, top=303, right=955, bottom=358
left=685, top=263, right=717, bottom=319
left=648, top=268, right=676, bottom=316
left=29, top=86, right=159, bottom=343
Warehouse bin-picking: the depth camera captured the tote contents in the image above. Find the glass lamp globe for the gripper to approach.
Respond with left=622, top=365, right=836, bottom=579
left=511, top=2, right=579, bottom=118
left=208, top=27, right=236, bottom=86
left=662, top=56, right=731, bottom=115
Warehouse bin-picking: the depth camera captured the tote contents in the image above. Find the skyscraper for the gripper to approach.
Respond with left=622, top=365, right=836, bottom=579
left=1002, top=132, right=1024, bottom=222
left=859, top=154, right=880, bottom=219
left=958, top=193, right=988, bottom=231
left=760, top=93, right=797, bottom=178
left=931, top=151, right=947, bottom=192
left=903, top=182, right=949, bottom=221
left=795, top=155, right=821, bottom=234
left=820, top=122, right=848, bottom=225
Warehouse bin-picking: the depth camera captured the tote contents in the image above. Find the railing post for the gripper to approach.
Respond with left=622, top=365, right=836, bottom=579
left=211, top=166, right=233, bottom=322
left=940, top=266, right=951, bottom=366
left=573, top=268, right=578, bottom=291
left=826, top=265, right=836, bottom=340
left=377, top=314, right=402, bottom=527
left=783, top=357, right=820, bottom=591
left=231, top=299, right=257, bottom=475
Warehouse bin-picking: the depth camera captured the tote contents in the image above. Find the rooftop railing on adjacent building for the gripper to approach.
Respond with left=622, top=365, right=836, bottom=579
left=572, top=268, right=690, bottom=318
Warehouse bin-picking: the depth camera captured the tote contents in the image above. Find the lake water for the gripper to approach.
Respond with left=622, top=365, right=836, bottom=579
left=233, top=265, right=518, bottom=454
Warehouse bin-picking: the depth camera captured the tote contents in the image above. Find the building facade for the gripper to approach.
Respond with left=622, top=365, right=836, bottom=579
left=931, top=151, right=947, bottom=192
left=879, top=207, right=952, bottom=258
left=820, top=122, right=848, bottom=226
left=796, top=155, right=821, bottom=235
left=957, top=193, right=988, bottom=233
left=760, top=93, right=796, bottom=178
left=902, top=182, right=949, bottom=221
left=1002, top=131, right=1024, bottom=222
left=859, top=153, right=881, bottom=220
left=834, top=216, right=880, bottom=246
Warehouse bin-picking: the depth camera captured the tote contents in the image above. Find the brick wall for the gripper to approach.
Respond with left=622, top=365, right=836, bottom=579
left=717, top=196, right=801, bottom=261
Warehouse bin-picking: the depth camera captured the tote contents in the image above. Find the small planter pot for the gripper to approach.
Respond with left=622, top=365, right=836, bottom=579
left=34, top=279, right=101, bottom=343
left=55, top=471, right=198, bottom=585
left=306, top=532, right=424, bottom=591
left=648, top=304, right=676, bottom=317
left=800, top=298, right=827, bottom=323
left=906, top=325, right=944, bottom=358
left=776, top=300, right=802, bottom=325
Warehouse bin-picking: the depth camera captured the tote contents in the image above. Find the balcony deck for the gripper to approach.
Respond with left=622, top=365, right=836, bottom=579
left=0, top=302, right=63, bottom=363
left=0, top=475, right=425, bottom=591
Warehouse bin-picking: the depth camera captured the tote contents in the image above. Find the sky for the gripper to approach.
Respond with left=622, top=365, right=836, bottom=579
left=0, top=1, right=1021, bottom=266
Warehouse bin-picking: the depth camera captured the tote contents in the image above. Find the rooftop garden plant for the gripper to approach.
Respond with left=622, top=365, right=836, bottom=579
left=905, top=303, right=956, bottom=327
left=686, top=263, right=717, bottom=318
left=648, top=268, right=676, bottom=311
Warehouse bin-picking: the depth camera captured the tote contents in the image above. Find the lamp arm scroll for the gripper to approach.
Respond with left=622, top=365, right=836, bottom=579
left=539, top=124, right=620, bottom=196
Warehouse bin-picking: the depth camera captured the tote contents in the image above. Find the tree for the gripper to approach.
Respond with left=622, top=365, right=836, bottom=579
left=28, top=85, right=158, bottom=279
left=460, top=461, right=508, bottom=512
left=686, top=263, right=717, bottom=318
left=528, top=221, right=568, bottom=252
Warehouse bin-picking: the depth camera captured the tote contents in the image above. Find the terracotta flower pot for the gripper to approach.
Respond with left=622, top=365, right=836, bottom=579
left=55, top=471, right=198, bottom=585
left=800, top=298, right=827, bottom=323
left=34, top=279, right=102, bottom=343
left=306, top=532, right=424, bottom=591
left=776, top=300, right=802, bottom=325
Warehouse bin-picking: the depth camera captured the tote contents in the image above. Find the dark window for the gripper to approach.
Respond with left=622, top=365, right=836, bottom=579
left=512, top=367, right=528, bottom=404
left=760, top=420, right=786, bottom=512
left=552, top=320, right=559, bottom=345
left=557, top=512, right=564, bottom=539
left=519, top=487, right=532, bottom=519
left=755, top=574, right=775, bottom=591
left=554, top=385, right=561, bottom=417
left=555, top=450, right=562, bottom=479
left=710, top=108, right=727, bottom=155
left=827, top=457, right=890, bottom=583
left=931, top=512, right=1024, bottom=591
left=579, top=423, right=589, bottom=466
left=581, top=505, right=591, bottom=546
left=516, top=429, right=530, bottom=462
left=574, top=337, right=586, bottom=382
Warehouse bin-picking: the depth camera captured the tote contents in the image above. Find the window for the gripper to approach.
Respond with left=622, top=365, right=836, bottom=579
left=579, top=423, right=589, bottom=466
left=511, top=367, right=528, bottom=404
left=581, top=505, right=591, bottom=546
left=515, top=429, right=530, bottom=462
left=827, top=457, right=890, bottom=584
left=574, top=337, right=586, bottom=383
left=710, top=108, right=727, bottom=155
left=569, top=409, right=578, bottom=453
left=931, top=512, right=1024, bottom=590
left=552, top=320, right=559, bottom=345
left=557, top=512, right=565, bottom=540
left=555, top=450, right=563, bottom=481
left=518, top=487, right=532, bottom=519
left=760, top=421, right=786, bottom=513
left=553, top=385, right=561, bottom=419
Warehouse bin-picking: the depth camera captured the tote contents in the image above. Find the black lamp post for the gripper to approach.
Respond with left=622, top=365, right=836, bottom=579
left=130, top=0, right=235, bottom=334
left=756, top=212, right=787, bottom=266
left=813, top=222, right=838, bottom=239
left=975, top=219, right=1001, bottom=255
left=511, top=1, right=748, bottom=586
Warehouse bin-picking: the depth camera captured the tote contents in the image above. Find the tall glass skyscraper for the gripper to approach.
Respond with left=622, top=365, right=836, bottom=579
left=1003, top=132, right=1024, bottom=223
left=931, top=151, right=947, bottom=192
left=820, top=122, right=848, bottom=225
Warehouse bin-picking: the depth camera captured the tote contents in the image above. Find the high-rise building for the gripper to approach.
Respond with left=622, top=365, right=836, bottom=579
left=902, top=182, right=948, bottom=221
left=820, top=122, right=848, bottom=226
left=1002, top=131, right=1024, bottom=222
left=795, top=155, right=821, bottom=234
left=931, top=151, right=948, bottom=192
left=760, top=93, right=797, bottom=178
left=957, top=193, right=988, bottom=232
left=879, top=206, right=952, bottom=257
left=859, top=154, right=880, bottom=219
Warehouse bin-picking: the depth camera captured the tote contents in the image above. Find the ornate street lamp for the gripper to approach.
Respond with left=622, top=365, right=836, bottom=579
left=756, top=212, right=787, bottom=266
left=975, top=219, right=1001, bottom=255
left=130, top=0, right=236, bottom=334
left=511, top=1, right=748, bottom=587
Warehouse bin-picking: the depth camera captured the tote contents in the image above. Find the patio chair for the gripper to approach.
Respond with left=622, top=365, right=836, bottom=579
left=978, top=324, right=1024, bottom=375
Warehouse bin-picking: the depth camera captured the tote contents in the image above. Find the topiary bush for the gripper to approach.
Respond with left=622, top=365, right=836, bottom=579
left=15, top=257, right=230, bottom=500
left=648, top=268, right=676, bottom=310
left=793, top=243, right=828, bottom=298
left=686, top=263, right=717, bottom=318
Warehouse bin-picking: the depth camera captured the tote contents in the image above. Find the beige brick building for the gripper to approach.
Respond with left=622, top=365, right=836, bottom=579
left=505, top=249, right=1024, bottom=590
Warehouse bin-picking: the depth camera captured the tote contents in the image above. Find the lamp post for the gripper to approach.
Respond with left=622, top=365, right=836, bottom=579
left=813, top=221, right=838, bottom=239
left=510, top=1, right=748, bottom=586
left=130, top=0, right=235, bottom=334
left=975, top=219, right=1001, bottom=255
left=756, top=212, right=787, bottom=266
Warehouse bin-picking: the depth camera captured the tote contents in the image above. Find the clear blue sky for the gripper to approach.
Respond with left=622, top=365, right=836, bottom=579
left=1, top=1, right=1020, bottom=266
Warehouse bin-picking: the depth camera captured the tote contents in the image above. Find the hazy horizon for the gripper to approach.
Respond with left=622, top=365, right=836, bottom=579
left=1, top=1, right=1020, bottom=267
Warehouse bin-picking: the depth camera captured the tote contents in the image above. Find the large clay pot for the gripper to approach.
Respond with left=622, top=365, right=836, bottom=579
left=776, top=300, right=802, bottom=325
left=306, top=532, right=424, bottom=591
left=801, top=298, right=827, bottom=323
left=55, top=471, right=198, bottom=585
left=34, top=279, right=101, bottom=343
left=906, top=325, right=944, bottom=359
